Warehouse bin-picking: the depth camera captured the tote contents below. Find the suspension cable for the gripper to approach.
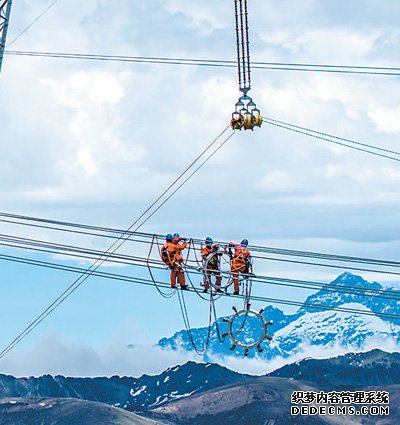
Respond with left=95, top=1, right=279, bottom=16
left=264, top=118, right=400, bottom=163
left=234, top=0, right=241, bottom=89
left=243, top=0, right=251, bottom=88
left=265, top=117, right=400, bottom=157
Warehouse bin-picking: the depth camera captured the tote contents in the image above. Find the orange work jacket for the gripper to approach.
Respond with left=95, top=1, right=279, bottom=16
left=167, top=239, right=188, bottom=265
left=229, top=242, right=251, bottom=270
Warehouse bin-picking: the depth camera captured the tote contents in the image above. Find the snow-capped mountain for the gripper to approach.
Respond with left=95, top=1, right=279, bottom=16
left=301, top=272, right=400, bottom=319
left=273, top=303, right=400, bottom=356
left=158, top=304, right=301, bottom=359
left=158, top=272, right=400, bottom=359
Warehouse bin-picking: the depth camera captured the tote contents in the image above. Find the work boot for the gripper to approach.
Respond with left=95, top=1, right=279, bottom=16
left=233, top=291, right=239, bottom=295
left=216, top=288, right=223, bottom=293
left=202, top=289, right=208, bottom=293
left=181, top=286, right=189, bottom=291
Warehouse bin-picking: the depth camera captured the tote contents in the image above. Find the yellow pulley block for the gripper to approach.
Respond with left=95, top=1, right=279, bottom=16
left=242, top=114, right=253, bottom=130
left=230, top=114, right=243, bottom=130
left=230, top=112, right=262, bottom=131
left=252, top=114, right=263, bottom=127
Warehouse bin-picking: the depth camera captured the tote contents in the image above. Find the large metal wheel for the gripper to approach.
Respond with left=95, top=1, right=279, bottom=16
left=223, top=306, right=273, bottom=356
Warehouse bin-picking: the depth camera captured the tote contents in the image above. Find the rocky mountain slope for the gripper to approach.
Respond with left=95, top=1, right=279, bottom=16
left=0, top=362, right=249, bottom=412
left=1, top=349, right=400, bottom=424
left=150, top=382, right=400, bottom=425
left=149, top=377, right=356, bottom=425
left=0, top=397, right=169, bottom=425
left=270, top=348, right=400, bottom=388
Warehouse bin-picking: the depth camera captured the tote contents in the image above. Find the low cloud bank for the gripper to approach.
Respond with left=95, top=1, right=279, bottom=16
left=1, top=333, right=399, bottom=378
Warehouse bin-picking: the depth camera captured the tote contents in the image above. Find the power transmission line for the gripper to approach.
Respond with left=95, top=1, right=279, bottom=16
left=5, top=50, right=400, bottom=77
left=2, top=211, right=400, bottom=271
left=0, top=251, right=398, bottom=335
left=3, top=229, right=400, bottom=280
left=1, top=231, right=400, bottom=303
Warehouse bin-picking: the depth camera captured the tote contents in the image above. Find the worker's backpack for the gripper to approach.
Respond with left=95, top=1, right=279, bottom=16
left=160, top=245, right=171, bottom=266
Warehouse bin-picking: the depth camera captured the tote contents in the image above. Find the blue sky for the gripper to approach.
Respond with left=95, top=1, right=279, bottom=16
left=1, top=0, right=400, bottom=376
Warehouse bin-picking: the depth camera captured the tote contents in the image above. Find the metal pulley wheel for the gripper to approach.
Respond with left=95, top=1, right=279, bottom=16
left=223, top=306, right=273, bottom=356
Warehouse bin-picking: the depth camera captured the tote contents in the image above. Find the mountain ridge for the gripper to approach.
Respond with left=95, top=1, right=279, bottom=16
left=1, top=349, right=400, bottom=423
left=0, top=361, right=249, bottom=412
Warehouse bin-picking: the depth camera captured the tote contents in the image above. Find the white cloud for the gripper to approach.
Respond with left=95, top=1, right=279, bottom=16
left=0, top=334, right=200, bottom=377
left=42, top=71, right=125, bottom=108
left=75, top=147, right=97, bottom=176
left=259, top=29, right=379, bottom=62
left=164, top=0, right=226, bottom=33
left=369, top=108, right=400, bottom=134
left=208, top=337, right=400, bottom=376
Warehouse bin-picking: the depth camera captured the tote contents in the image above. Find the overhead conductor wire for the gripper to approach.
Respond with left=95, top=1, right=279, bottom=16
left=4, top=213, right=400, bottom=274
left=1, top=232, right=400, bottom=305
left=6, top=50, right=400, bottom=77
left=1, top=251, right=400, bottom=322
left=4, top=211, right=400, bottom=281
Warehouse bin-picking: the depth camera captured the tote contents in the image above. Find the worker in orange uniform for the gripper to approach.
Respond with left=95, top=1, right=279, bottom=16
left=201, top=237, right=222, bottom=293
left=228, top=239, right=252, bottom=295
left=160, top=233, right=189, bottom=290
